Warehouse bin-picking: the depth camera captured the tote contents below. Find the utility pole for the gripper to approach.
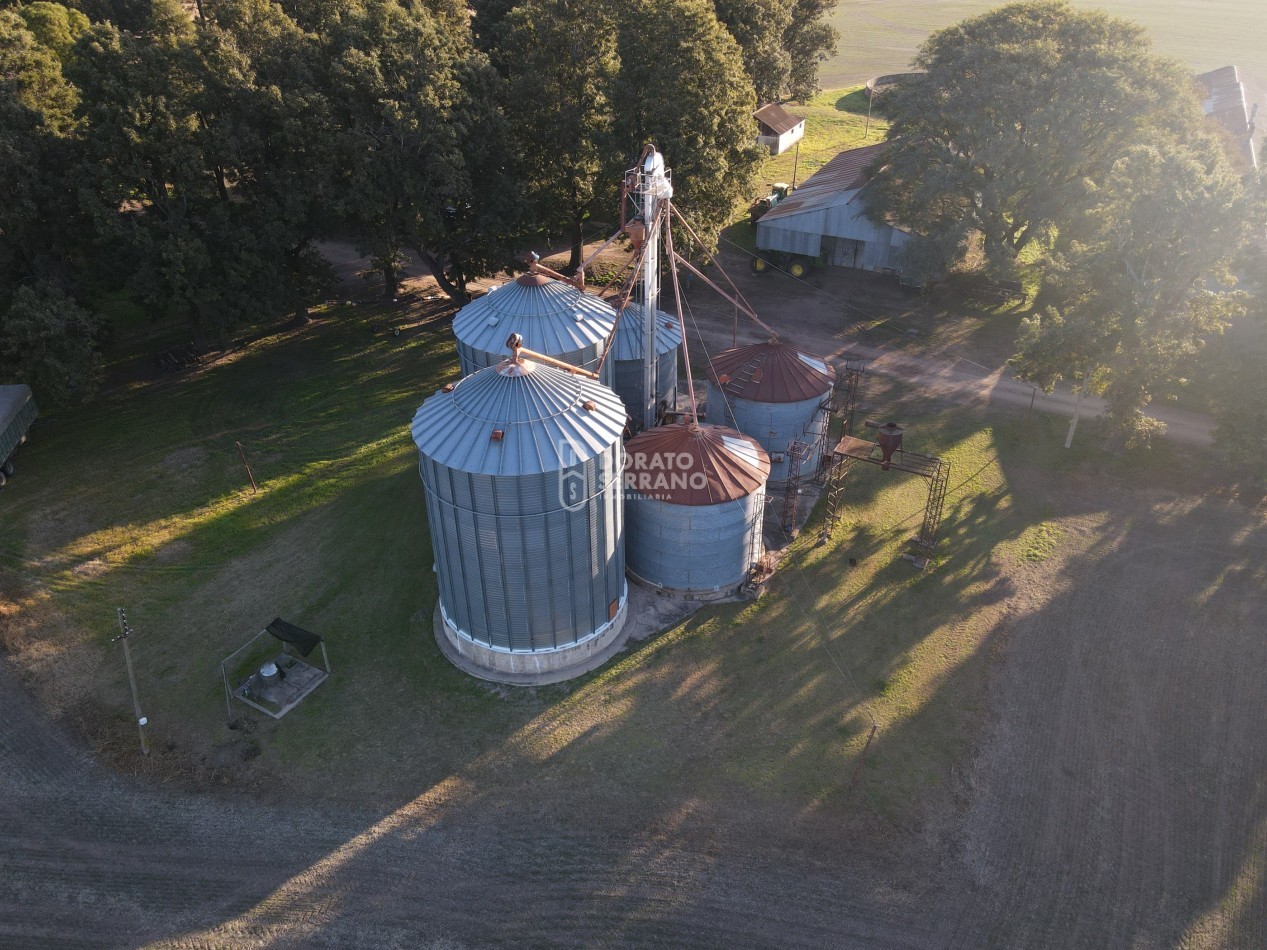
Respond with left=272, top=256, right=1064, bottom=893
left=864, top=89, right=875, bottom=140
left=791, top=140, right=801, bottom=189
left=235, top=441, right=258, bottom=493
left=1065, top=365, right=1089, bottom=450
left=114, top=608, right=150, bottom=757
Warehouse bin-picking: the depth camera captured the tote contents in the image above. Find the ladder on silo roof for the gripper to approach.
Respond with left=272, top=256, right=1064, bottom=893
left=721, top=355, right=764, bottom=400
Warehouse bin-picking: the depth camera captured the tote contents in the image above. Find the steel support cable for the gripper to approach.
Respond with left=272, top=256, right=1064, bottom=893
left=668, top=205, right=766, bottom=336
left=663, top=207, right=700, bottom=422
left=677, top=268, right=879, bottom=736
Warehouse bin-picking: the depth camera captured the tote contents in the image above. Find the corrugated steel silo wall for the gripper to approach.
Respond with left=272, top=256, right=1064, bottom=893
left=626, top=489, right=765, bottom=592
left=707, top=383, right=830, bottom=482
left=612, top=349, right=678, bottom=422
left=457, top=340, right=613, bottom=385
left=420, top=443, right=626, bottom=651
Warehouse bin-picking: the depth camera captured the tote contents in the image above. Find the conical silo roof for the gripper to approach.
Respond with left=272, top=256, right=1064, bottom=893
left=453, top=272, right=617, bottom=359
left=411, top=358, right=626, bottom=476
left=708, top=340, right=835, bottom=403
left=624, top=423, right=771, bottom=506
left=609, top=303, right=683, bottom=361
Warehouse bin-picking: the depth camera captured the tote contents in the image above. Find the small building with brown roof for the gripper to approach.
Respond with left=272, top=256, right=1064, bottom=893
left=754, top=103, right=806, bottom=155
left=1195, top=66, right=1264, bottom=173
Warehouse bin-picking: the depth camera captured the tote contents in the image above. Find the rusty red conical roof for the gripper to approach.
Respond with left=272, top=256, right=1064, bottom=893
left=708, top=340, right=835, bottom=403
left=624, top=423, right=770, bottom=506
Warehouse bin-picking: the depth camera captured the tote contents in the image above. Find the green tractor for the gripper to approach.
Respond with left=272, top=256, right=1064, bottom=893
left=750, top=250, right=819, bottom=278
left=747, top=182, right=791, bottom=226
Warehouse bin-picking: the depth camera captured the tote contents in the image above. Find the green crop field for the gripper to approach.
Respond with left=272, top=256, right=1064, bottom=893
left=824, top=0, right=1267, bottom=87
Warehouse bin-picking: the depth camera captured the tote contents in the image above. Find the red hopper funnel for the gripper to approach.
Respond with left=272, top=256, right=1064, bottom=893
left=873, top=422, right=904, bottom=470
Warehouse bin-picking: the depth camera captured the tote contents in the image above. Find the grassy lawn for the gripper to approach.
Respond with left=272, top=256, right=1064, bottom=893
left=725, top=84, right=890, bottom=252
left=0, top=297, right=1211, bottom=826
left=825, top=0, right=1267, bottom=88
left=756, top=85, right=890, bottom=192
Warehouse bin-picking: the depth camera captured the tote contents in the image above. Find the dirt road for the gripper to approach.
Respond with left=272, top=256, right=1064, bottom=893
left=0, top=653, right=956, bottom=948
left=676, top=251, right=1216, bottom=448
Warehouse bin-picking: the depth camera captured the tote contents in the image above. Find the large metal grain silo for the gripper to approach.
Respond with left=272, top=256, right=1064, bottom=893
left=452, top=272, right=617, bottom=383
left=411, top=355, right=629, bottom=682
left=706, top=340, right=835, bottom=483
left=610, top=303, right=681, bottom=426
left=624, top=423, right=771, bottom=596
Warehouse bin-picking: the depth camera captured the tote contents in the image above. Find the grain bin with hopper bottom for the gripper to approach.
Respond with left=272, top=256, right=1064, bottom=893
left=411, top=354, right=629, bottom=682
left=623, top=423, right=771, bottom=597
left=706, top=340, right=835, bottom=483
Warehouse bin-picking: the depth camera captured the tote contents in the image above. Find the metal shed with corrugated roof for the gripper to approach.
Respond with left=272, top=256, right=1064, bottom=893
left=609, top=303, right=682, bottom=426
left=411, top=355, right=629, bottom=681
left=1196, top=65, right=1264, bottom=172
left=452, top=272, right=617, bottom=382
left=706, top=341, right=835, bottom=483
left=623, top=423, right=771, bottom=595
left=755, top=143, right=911, bottom=270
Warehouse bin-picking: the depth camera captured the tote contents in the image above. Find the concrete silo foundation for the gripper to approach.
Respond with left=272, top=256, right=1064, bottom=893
left=432, top=598, right=629, bottom=685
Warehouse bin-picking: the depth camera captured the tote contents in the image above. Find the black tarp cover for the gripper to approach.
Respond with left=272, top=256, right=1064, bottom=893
left=265, top=618, right=322, bottom=657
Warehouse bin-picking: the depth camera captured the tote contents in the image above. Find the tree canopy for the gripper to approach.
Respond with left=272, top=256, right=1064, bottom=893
left=491, top=0, right=762, bottom=269
left=1, top=0, right=770, bottom=403
left=476, top=0, right=835, bottom=104
left=1010, top=134, right=1254, bottom=447
left=612, top=0, right=763, bottom=240
left=865, top=0, right=1204, bottom=276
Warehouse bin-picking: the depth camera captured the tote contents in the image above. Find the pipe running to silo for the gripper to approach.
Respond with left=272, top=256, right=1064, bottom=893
left=505, top=333, right=601, bottom=379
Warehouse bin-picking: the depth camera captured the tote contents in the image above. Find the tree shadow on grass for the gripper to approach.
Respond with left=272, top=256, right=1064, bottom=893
left=834, top=87, right=874, bottom=115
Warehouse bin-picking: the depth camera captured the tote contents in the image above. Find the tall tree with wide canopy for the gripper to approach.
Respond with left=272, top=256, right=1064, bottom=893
left=712, top=0, right=835, bottom=104
left=1011, top=136, right=1253, bottom=448
left=71, top=0, right=284, bottom=336
left=494, top=0, right=619, bottom=272
left=192, top=0, right=337, bottom=321
left=313, top=0, right=520, bottom=301
left=865, top=0, right=1203, bottom=275
left=0, top=6, right=78, bottom=291
left=0, top=6, right=103, bottom=402
left=612, top=0, right=763, bottom=242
